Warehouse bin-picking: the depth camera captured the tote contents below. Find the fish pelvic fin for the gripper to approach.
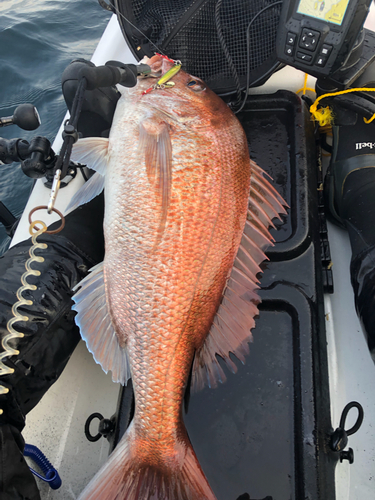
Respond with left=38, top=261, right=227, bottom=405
left=65, top=172, right=105, bottom=213
left=71, top=137, right=109, bottom=175
left=65, top=137, right=109, bottom=213
left=72, top=262, right=131, bottom=385
left=192, top=160, right=288, bottom=392
left=77, top=421, right=217, bottom=500
left=139, top=119, right=172, bottom=246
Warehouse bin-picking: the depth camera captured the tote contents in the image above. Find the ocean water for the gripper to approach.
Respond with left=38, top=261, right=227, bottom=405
left=0, top=0, right=112, bottom=254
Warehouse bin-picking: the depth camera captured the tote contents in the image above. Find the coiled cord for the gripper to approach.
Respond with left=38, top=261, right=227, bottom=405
left=0, top=221, right=47, bottom=414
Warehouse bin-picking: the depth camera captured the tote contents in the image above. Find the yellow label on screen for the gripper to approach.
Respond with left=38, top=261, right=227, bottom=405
left=297, top=0, right=350, bottom=26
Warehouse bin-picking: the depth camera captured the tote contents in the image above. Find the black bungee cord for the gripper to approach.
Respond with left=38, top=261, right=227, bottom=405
left=54, top=77, right=87, bottom=181
left=215, top=0, right=283, bottom=114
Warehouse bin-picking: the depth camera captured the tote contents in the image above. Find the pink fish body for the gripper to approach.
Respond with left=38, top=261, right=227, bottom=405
left=70, top=55, right=286, bottom=499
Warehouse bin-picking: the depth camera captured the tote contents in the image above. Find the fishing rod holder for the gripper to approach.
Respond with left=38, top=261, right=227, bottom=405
left=75, top=60, right=151, bottom=91
left=0, top=103, right=40, bottom=131
left=0, top=136, right=55, bottom=179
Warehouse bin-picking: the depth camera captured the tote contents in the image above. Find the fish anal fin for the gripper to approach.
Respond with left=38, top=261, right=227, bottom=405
left=139, top=119, right=172, bottom=243
left=192, top=161, right=288, bottom=392
left=72, top=262, right=131, bottom=385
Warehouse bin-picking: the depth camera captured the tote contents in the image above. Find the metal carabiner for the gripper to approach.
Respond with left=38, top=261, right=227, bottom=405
left=47, top=169, right=61, bottom=214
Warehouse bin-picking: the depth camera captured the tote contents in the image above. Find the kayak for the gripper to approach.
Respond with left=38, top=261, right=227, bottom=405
left=2, top=6, right=375, bottom=500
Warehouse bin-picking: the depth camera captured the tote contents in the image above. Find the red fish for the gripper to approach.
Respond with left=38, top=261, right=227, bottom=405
left=70, top=54, right=286, bottom=499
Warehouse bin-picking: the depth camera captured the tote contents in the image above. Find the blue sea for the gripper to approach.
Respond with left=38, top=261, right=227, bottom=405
left=0, top=0, right=112, bottom=254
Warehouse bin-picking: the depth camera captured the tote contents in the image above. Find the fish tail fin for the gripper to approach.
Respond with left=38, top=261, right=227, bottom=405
left=78, top=422, right=217, bottom=500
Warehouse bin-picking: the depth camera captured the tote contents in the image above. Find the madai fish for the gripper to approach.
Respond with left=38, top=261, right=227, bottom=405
left=70, top=54, right=287, bottom=500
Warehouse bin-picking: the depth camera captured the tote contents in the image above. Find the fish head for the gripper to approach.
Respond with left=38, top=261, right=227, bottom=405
left=122, top=54, right=232, bottom=129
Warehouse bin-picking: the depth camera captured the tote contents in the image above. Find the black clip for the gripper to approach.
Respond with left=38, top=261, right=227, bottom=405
left=62, top=121, right=79, bottom=144
left=330, top=401, right=364, bottom=464
left=84, top=412, right=116, bottom=442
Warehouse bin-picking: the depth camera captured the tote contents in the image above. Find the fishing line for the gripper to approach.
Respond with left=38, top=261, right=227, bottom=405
left=234, top=1, right=283, bottom=114
left=113, top=7, right=166, bottom=56
left=114, top=1, right=281, bottom=111
left=215, top=0, right=242, bottom=107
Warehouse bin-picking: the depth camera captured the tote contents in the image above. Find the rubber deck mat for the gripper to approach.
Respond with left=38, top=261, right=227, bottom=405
left=110, top=90, right=337, bottom=500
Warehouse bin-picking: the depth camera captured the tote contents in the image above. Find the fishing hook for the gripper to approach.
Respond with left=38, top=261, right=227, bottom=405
left=142, top=60, right=182, bottom=95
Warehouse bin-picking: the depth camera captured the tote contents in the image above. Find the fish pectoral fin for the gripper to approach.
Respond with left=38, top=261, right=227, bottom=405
left=65, top=172, right=105, bottom=213
left=139, top=119, right=172, bottom=241
left=72, top=262, right=131, bottom=385
left=71, top=137, right=109, bottom=175
left=192, top=161, right=288, bottom=393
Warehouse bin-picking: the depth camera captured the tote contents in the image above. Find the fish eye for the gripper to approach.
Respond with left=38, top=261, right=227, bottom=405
left=187, top=79, right=206, bottom=92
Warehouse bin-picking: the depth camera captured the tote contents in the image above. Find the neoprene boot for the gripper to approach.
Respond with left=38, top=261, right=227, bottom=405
left=320, top=62, right=375, bottom=360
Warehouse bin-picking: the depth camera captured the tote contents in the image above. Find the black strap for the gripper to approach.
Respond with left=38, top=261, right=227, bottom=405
left=54, top=77, right=87, bottom=179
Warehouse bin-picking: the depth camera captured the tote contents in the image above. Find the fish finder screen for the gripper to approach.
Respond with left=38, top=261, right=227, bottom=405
left=296, top=0, right=350, bottom=26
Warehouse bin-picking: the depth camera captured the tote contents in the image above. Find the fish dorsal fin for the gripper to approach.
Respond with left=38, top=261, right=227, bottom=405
left=71, top=137, right=109, bottom=175
left=191, top=161, right=287, bottom=392
left=72, top=262, right=131, bottom=385
left=139, top=119, right=172, bottom=243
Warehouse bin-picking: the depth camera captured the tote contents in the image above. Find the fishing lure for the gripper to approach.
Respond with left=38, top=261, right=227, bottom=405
left=142, top=58, right=182, bottom=95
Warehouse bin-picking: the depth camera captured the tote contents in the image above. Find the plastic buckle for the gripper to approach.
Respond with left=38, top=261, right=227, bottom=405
left=62, top=122, right=79, bottom=144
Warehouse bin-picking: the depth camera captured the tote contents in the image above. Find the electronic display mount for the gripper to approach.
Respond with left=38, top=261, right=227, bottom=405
left=276, top=0, right=375, bottom=87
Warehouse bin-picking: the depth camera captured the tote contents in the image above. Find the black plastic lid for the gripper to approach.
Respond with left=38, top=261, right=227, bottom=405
left=111, top=91, right=337, bottom=500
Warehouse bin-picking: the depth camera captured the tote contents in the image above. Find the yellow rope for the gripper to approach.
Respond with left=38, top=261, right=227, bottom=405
left=310, top=87, right=375, bottom=126
left=364, top=114, right=375, bottom=124
left=296, top=73, right=315, bottom=95
left=296, top=86, right=316, bottom=94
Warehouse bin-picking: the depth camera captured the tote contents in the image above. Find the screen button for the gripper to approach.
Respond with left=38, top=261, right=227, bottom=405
left=286, top=32, right=297, bottom=46
left=299, top=28, right=321, bottom=52
left=296, top=52, right=313, bottom=63
left=285, top=45, right=294, bottom=56
left=316, top=56, right=328, bottom=67
left=320, top=44, right=333, bottom=57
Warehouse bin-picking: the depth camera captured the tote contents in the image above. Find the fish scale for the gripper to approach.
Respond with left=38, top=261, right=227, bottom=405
left=69, top=54, right=287, bottom=499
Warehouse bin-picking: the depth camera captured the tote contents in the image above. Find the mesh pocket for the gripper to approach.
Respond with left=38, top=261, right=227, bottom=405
left=114, top=0, right=282, bottom=95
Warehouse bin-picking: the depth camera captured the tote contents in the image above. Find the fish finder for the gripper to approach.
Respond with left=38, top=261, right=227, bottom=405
left=276, top=0, right=375, bottom=87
